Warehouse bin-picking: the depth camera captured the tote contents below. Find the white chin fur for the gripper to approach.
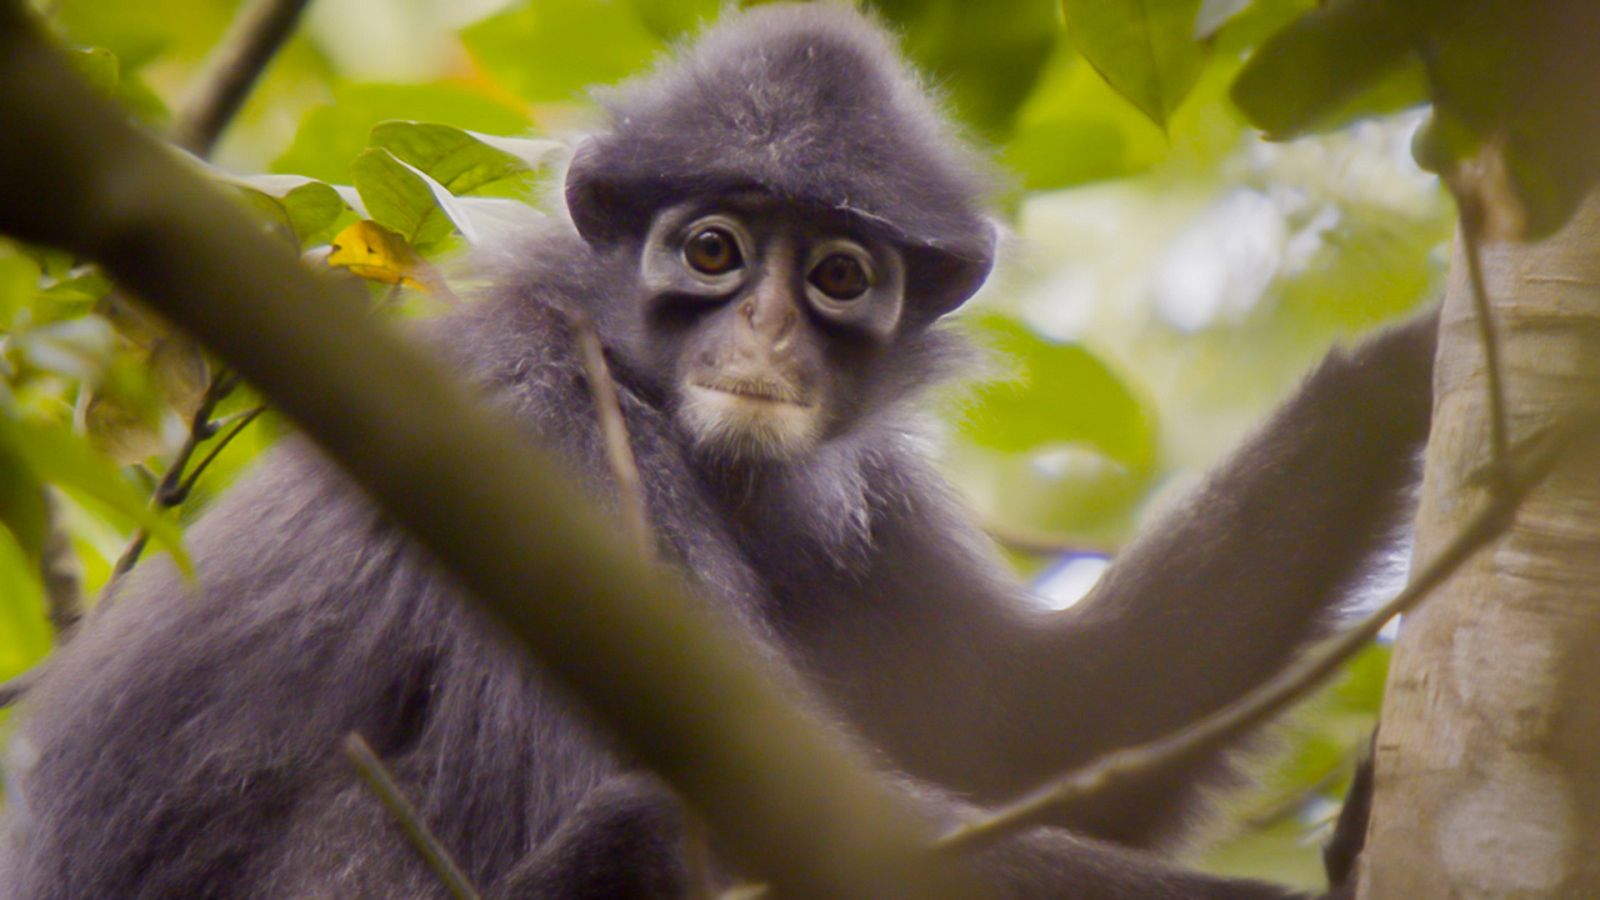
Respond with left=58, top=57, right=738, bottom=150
left=679, top=384, right=821, bottom=460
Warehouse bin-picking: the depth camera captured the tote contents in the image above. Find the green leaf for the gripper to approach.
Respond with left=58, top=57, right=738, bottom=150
left=51, top=11, right=174, bottom=123
left=946, top=440, right=1150, bottom=543
left=1061, top=0, right=1208, bottom=129
left=1195, top=0, right=1255, bottom=39
left=351, top=148, right=460, bottom=249
left=39, top=267, right=113, bottom=311
left=234, top=180, right=353, bottom=248
left=281, top=181, right=353, bottom=247
left=24, top=246, right=76, bottom=282
left=0, top=525, right=51, bottom=680
left=273, top=83, right=532, bottom=184
left=231, top=186, right=299, bottom=245
left=462, top=0, right=665, bottom=103
left=369, top=122, right=550, bottom=196
left=874, top=0, right=1060, bottom=139
left=0, top=242, right=42, bottom=324
left=466, top=132, right=564, bottom=172
left=1203, top=817, right=1327, bottom=889
left=1278, top=201, right=1451, bottom=332
left=626, top=0, right=721, bottom=39
left=15, top=316, right=117, bottom=383
left=959, top=316, right=1156, bottom=470
left=1001, top=43, right=1170, bottom=192
left=1231, top=0, right=1414, bottom=139
left=0, top=440, right=47, bottom=564
left=112, top=68, right=170, bottom=125
left=0, top=416, right=189, bottom=574
left=53, top=0, right=234, bottom=68
left=65, top=46, right=120, bottom=97
left=1389, top=2, right=1600, bottom=239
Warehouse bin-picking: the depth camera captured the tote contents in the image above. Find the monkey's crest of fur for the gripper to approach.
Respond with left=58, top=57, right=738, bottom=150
left=569, top=3, right=995, bottom=269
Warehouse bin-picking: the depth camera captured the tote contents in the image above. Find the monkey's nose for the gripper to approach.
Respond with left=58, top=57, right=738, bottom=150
left=738, top=285, right=799, bottom=356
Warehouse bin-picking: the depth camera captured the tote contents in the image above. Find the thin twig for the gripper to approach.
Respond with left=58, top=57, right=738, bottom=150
left=39, top=490, right=84, bottom=635
left=571, top=314, right=654, bottom=562
left=9, top=405, right=262, bottom=710
left=342, top=732, right=483, bottom=900
left=169, top=0, right=314, bottom=156
left=177, top=404, right=266, bottom=498
left=0, top=495, right=80, bottom=710
left=107, top=372, right=248, bottom=583
left=570, top=317, right=733, bottom=892
left=1460, top=210, right=1513, bottom=490
left=937, top=424, right=1573, bottom=855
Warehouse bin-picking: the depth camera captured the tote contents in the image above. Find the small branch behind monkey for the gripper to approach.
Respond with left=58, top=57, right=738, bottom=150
left=102, top=0, right=294, bottom=578
left=107, top=373, right=257, bottom=584
left=938, top=422, right=1574, bottom=854
left=106, top=0, right=297, bottom=571
left=180, top=404, right=266, bottom=499
left=1, top=392, right=263, bottom=710
left=571, top=314, right=725, bottom=898
left=4, top=0, right=293, bottom=705
left=108, top=0, right=298, bottom=567
left=0, top=496, right=75, bottom=710
left=40, top=490, right=84, bottom=635
left=571, top=313, right=655, bottom=563
left=169, top=0, right=314, bottom=156
left=1460, top=213, right=1513, bottom=491
left=342, top=732, right=483, bottom=900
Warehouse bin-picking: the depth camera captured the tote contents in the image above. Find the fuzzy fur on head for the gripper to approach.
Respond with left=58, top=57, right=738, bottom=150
left=565, top=2, right=997, bottom=324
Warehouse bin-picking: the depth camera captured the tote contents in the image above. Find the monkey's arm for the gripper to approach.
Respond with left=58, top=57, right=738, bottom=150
left=847, top=310, right=1436, bottom=846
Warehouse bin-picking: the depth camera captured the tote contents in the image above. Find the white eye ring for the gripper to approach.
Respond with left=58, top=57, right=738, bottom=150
left=678, top=214, right=752, bottom=291
left=804, top=240, right=876, bottom=314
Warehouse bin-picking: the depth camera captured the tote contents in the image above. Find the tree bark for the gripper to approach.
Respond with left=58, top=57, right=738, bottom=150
left=1363, top=184, right=1600, bottom=896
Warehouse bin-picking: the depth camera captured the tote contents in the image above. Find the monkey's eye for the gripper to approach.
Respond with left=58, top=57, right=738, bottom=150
left=808, top=252, right=871, bottom=301
left=684, top=227, right=743, bottom=275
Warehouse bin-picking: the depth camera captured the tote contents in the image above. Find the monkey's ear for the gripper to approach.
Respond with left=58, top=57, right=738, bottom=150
left=565, top=140, right=616, bottom=244
left=904, top=220, right=997, bottom=325
left=564, top=140, right=647, bottom=246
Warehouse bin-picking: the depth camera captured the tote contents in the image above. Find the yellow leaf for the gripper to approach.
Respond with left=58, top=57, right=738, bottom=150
left=327, top=220, right=451, bottom=298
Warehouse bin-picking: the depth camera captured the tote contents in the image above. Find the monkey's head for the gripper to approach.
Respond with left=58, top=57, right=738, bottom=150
left=565, top=3, right=995, bottom=462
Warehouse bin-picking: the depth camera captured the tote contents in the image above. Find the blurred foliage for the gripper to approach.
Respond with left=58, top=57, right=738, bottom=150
left=1236, top=0, right=1600, bottom=240
left=1060, top=0, right=1206, bottom=130
left=0, top=0, right=1466, bottom=886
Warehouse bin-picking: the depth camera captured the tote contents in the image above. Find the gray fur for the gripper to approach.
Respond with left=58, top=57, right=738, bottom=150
left=0, top=5, right=1433, bottom=898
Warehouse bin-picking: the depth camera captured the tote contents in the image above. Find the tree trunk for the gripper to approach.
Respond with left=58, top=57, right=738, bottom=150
left=1362, top=184, right=1600, bottom=896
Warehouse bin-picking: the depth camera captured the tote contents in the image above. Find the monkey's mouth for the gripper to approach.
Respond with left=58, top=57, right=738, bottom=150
left=688, top=377, right=814, bottom=408
left=679, top=376, right=823, bottom=459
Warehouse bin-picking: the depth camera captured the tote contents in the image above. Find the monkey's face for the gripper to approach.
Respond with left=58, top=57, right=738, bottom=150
left=636, top=195, right=906, bottom=462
